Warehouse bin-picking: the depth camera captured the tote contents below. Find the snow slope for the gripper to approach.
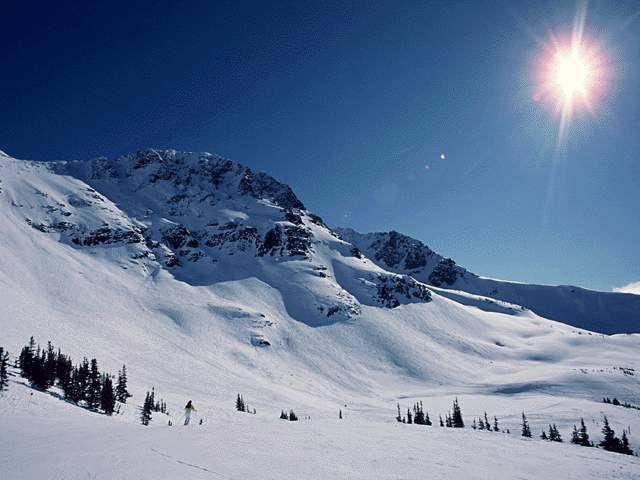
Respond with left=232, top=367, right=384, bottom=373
left=2, top=378, right=639, bottom=480
left=337, top=228, right=640, bottom=334
left=1, top=149, right=639, bottom=478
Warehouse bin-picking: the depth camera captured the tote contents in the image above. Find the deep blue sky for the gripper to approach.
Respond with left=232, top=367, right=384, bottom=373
left=1, top=1, right=639, bottom=291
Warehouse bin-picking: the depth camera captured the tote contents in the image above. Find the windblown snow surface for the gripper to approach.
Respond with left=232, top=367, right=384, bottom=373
left=0, top=150, right=639, bottom=479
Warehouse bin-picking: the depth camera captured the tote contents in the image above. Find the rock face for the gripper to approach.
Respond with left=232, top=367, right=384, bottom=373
left=337, top=227, right=640, bottom=334
left=5, top=148, right=639, bottom=333
left=3, top=149, right=433, bottom=331
left=336, top=228, right=466, bottom=284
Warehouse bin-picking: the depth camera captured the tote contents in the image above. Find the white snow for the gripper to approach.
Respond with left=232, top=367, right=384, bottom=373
left=1, top=150, right=639, bottom=479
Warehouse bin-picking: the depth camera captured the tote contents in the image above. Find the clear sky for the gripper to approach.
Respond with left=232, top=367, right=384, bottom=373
left=1, top=1, right=639, bottom=291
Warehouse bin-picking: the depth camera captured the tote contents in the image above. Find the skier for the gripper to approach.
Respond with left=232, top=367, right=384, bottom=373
left=184, top=400, right=197, bottom=425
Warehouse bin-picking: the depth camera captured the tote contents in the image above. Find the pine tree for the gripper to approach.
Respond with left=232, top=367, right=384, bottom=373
left=472, top=418, right=477, bottom=430
left=445, top=413, right=452, bottom=428
left=141, top=391, right=153, bottom=425
left=280, top=410, right=288, bottom=420
left=541, top=430, right=548, bottom=440
left=288, top=410, right=298, bottom=421
left=620, top=431, right=634, bottom=455
left=0, top=347, right=9, bottom=392
left=396, top=404, right=402, bottom=423
left=236, top=394, right=245, bottom=412
left=115, top=365, right=130, bottom=403
left=44, top=341, right=57, bottom=387
left=483, top=412, right=490, bottom=431
left=599, top=416, right=619, bottom=452
left=439, top=415, right=444, bottom=427
left=407, top=408, right=413, bottom=424
left=86, top=358, right=102, bottom=410
left=451, top=398, right=464, bottom=428
left=414, top=402, right=426, bottom=425
left=425, top=412, right=431, bottom=426
left=56, top=352, right=73, bottom=391
left=76, top=358, right=90, bottom=402
left=549, top=424, right=562, bottom=442
left=100, top=374, right=116, bottom=415
left=578, top=418, right=591, bottom=446
left=521, top=412, right=531, bottom=438
left=478, top=418, right=485, bottom=430
left=339, top=409, right=342, bottom=419
left=571, top=424, right=580, bottom=444
left=19, top=337, right=36, bottom=379
left=493, top=416, right=499, bottom=432
left=30, top=347, right=50, bottom=390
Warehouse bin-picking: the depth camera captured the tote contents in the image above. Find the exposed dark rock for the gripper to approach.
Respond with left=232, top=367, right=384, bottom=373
left=428, top=258, right=460, bottom=287
left=283, top=209, right=303, bottom=225
left=161, top=225, right=191, bottom=250
left=78, top=227, right=144, bottom=246
left=257, top=225, right=283, bottom=257
left=375, top=275, right=432, bottom=308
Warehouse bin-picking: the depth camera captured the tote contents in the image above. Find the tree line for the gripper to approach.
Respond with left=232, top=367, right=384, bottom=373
left=603, top=396, right=640, bottom=411
left=521, top=411, right=633, bottom=455
left=394, top=398, right=635, bottom=457
left=15, top=336, right=129, bottom=415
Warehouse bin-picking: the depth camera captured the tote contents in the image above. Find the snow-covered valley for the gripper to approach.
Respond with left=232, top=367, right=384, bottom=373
left=0, top=149, right=639, bottom=479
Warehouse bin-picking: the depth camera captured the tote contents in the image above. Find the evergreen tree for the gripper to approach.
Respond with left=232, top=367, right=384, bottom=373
left=0, top=347, right=9, bottom=392
left=549, top=424, right=562, bottom=442
left=571, top=425, right=580, bottom=444
left=19, top=337, right=36, bottom=379
left=478, top=418, right=485, bottom=430
left=599, top=416, right=619, bottom=452
left=578, top=418, right=591, bottom=446
left=288, top=410, right=298, bottom=421
left=414, top=402, right=426, bottom=425
left=493, top=416, right=499, bottom=432
left=425, top=412, right=431, bottom=426
left=100, top=374, right=116, bottom=415
left=451, top=398, right=464, bottom=428
left=56, top=352, right=73, bottom=391
left=115, top=365, right=130, bottom=403
left=339, top=409, right=342, bottom=420
left=86, top=358, right=102, bottom=410
left=521, top=412, right=531, bottom=438
left=76, top=358, right=90, bottom=402
left=620, top=431, right=634, bottom=455
left=141, top=391, right=153, bottom=425
left=396, top=404, right=402, bottom=423
left=439, top=415, right=444, bottom=427
left=541, top=430, right=548, bottom=440
left=280, top=410, right=288, bottom=420
left=236, top=394, right=245, bottom=412
left=483, top=412, right=490, bottom=431
left=407, top=408, right=413, bottom=424
left=30, top=347, right=50, bottom=390
left=44, top=341, right=57, bottom=387
left=445, top=413, right=452, bottom=428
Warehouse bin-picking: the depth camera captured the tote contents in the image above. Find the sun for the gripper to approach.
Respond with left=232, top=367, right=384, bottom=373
left=534, top=36, right=605, bottom=117
left=553, top=46, right=592, bottom=102
left=532, top=8, right=611, bottom=144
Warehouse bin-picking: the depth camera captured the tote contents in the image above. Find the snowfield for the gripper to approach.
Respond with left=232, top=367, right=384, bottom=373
left=0, top=149, right=639, bottom=479
left=2, top=379, right=639, bottom=480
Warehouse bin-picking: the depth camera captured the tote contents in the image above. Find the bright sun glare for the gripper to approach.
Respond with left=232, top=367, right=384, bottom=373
left=532, top=5, right=610, bottom=145
left=553, top=46, right=592, bottom=102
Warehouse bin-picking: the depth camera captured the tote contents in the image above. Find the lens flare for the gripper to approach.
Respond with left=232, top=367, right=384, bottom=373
left=532, top=7, right=610, bottom=144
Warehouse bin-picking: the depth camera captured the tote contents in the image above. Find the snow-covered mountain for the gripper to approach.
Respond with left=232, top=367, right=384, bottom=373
left=337, top=228, right=640, bottom=334
left=1, top=149, right=639, bottom=479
